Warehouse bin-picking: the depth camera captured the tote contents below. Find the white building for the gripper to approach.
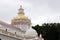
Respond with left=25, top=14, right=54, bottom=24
left=0, top=4, right=44, bottom=40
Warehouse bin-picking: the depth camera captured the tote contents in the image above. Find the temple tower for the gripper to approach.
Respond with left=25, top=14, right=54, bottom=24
left=11, top=5, right=31, bottom=31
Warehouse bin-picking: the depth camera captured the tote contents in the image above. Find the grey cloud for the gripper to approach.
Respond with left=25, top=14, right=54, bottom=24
left=0, top=0, right=60, bottom=25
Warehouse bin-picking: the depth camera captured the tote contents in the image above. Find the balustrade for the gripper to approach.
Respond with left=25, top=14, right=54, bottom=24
left=0, top=29, right=23, bottom=39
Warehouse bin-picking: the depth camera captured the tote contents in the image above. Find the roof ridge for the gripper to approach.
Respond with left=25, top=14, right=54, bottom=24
left=0, top=20, right=20, bottom=30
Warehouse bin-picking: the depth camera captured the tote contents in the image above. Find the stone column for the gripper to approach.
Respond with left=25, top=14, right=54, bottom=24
left=39, top=34, right=44, bottom=40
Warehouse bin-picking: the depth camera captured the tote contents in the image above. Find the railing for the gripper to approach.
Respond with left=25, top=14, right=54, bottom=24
left=0, top=29, right=24, bottom=39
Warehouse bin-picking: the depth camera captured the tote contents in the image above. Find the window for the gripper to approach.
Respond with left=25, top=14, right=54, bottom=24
left=15, top=32, right=16, bottom=34
left=6, top=29, right=7, bottom=31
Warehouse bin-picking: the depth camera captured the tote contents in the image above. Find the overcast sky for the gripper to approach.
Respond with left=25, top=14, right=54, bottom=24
left=0, top=0, right=60, bottom=26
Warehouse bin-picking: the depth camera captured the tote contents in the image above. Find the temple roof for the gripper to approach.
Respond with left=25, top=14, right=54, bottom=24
left=0, top=20, right=20, bottom=30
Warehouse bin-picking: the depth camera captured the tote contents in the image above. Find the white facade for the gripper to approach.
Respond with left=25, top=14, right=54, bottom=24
left=0, top=5, right=44, bottom=40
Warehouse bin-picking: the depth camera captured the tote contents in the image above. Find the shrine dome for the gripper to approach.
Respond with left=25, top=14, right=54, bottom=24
left=25, top=28, right=38, bottom=38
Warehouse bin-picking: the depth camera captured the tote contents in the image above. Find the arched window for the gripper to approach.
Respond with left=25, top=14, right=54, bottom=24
left=6, top=29, right=7, bottom=31
left=15, top=32, right=16, bottom=34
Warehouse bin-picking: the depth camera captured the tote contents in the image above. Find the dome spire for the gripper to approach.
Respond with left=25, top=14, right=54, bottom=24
left=18, top=5, right=24, bottom=15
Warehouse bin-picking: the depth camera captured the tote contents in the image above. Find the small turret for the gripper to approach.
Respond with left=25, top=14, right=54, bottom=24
left=39, top=34, right=44, bottom=40
left=18, top=5, right=24, bottom=15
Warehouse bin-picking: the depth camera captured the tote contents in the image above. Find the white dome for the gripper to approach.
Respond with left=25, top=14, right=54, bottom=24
left=25, top=28, right=37, bottom=38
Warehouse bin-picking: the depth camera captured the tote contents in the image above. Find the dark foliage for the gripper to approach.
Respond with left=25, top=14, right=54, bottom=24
left=32, top=23, right=60, bottom=40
